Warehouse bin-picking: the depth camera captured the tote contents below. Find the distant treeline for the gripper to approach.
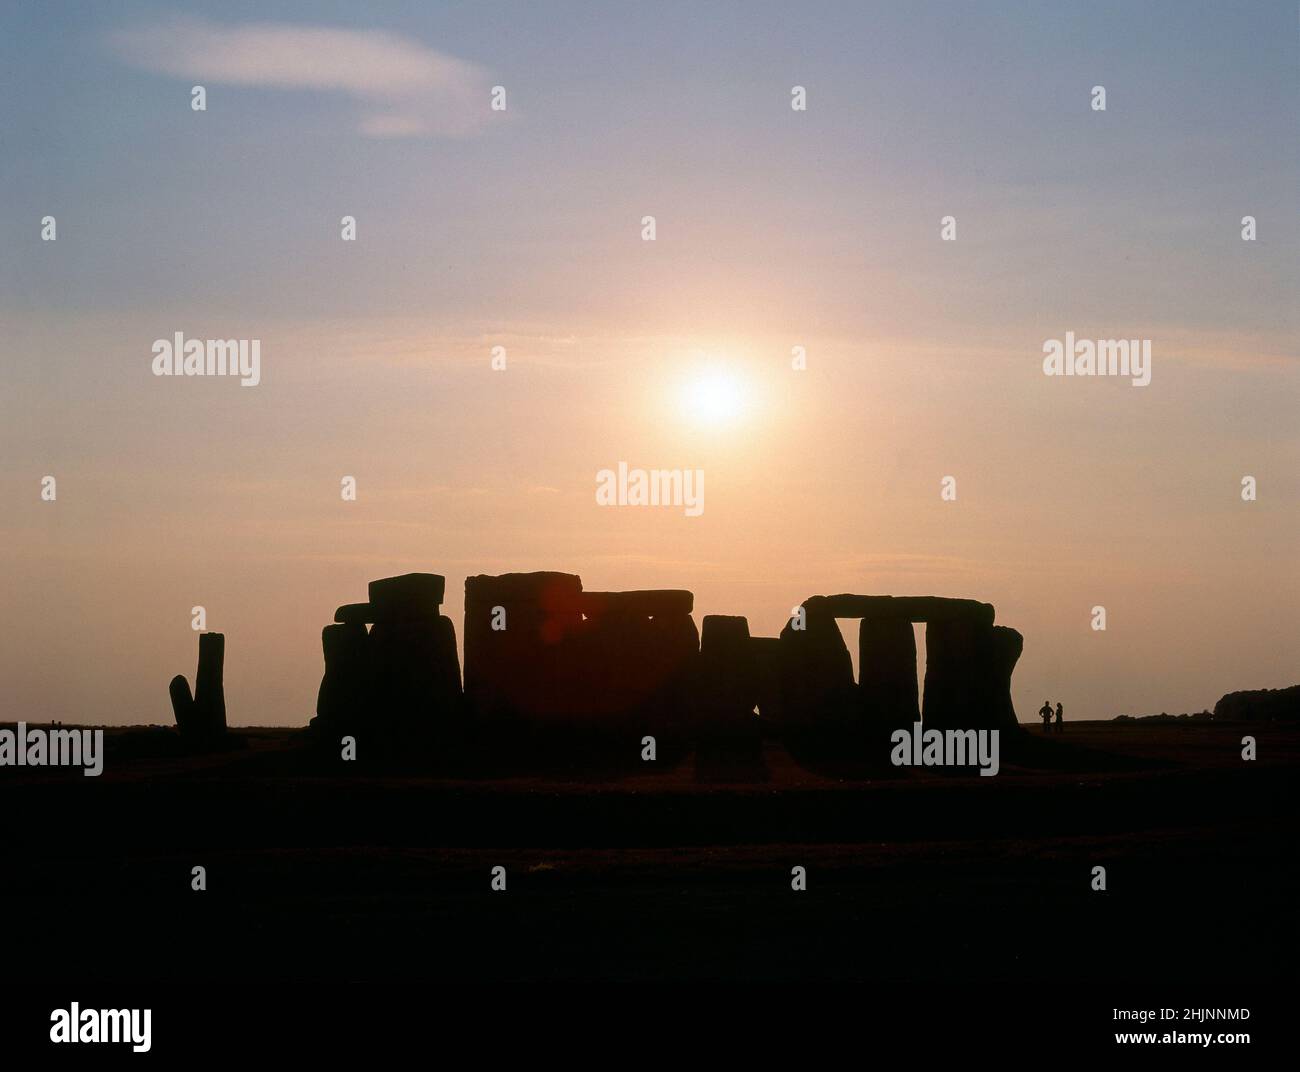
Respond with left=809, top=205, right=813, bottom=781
left=1115, top=684, right=1300, bottom=722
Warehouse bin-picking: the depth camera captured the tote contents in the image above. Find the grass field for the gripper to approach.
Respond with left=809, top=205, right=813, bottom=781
left=2, top=720, right=1294, bottom=982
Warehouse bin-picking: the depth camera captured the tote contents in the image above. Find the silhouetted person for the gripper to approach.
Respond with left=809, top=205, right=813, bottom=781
left=1038, top=700, right=1052, bottom=731
left=1055, top=702, right=1063, bottom=733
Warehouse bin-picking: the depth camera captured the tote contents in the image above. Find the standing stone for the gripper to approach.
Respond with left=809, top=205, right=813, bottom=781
left=698, top=615, right=756, bottom=733
left=981, top=625, right=1023, bottom=731
left=922, top=619, right=983, bottom=731
left=640, top=610, right=699, bottom=741
left=777, top=599, right=855, bottom=730
left=369, top=615, right=462, bottom=730
left=858, top=618, right=919, bottom=731
left=749, top=637, right=784, bottom=723
left=194, top=632, right=227, bottom=738
left=169, top=632, right=227, bottom=744
left=169, top=674, right=197, bottom=738
left=315, top=622, right=370, bottom=735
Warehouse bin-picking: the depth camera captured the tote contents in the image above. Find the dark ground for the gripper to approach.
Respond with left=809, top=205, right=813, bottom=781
left=2, top=720, right=1295, bottom=983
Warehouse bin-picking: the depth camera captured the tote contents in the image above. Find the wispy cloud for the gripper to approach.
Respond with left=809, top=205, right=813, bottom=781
left=108, top=16, right=495, bottom=138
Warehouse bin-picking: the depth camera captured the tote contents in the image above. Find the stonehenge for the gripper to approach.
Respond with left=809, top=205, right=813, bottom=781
left=173, top=568, right=1027, bottom=759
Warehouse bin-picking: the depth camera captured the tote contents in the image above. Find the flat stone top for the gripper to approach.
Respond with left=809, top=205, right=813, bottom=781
left=804, top=594, right=995, bottom=625
left=701, top=614, right=751, bottom=645
left=581, top=590, right=694, bottom=616
left=464, top=572, right=584, bottom=606
left=368, top=573, right=446, bottom=613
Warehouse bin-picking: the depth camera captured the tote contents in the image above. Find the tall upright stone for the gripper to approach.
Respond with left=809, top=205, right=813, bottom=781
left=749, top=637, right=784, bottom=723
left=194, top=632, right=227, bottom=738
left=777, top=598, right=855, bottom=730
left=858, top=618, right=919, bottom=731
left=698, top=615, right=756, bottom=734
left=981, top=625, right=1023, bottom=730
left=637, top=609, right=700, bottom=742
left=369, top=615, right=462, bottom=733
left=922, top=618, right=983, bottom=730
left=169, top=632, right=227, bottom=745
left=315, top=622, right=370, bottom=736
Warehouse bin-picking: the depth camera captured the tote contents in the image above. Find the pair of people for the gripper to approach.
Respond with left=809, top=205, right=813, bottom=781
left=1038, top=700, right=1063, bottom=732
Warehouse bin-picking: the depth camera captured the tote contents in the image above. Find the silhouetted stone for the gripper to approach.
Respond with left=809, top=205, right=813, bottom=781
left=581, top=590, right=694, bottom=619
left=778, top=603, right=855, bottom=730
left=169, top=674, right=196, bottom=736
left=858, top=618, right=919, bottom=731
left=819, top=594, right=994, bottom=627
left=922, top=619, right=983, bottom=731
left=169, top=632, right=227, bottom=745
left=923, top=620, right=1023, bottom=733
left=982, top=625, right=1023, bottom=731
left=334, top=603, right=371, bottom=625
left=315, top=622, right=370, bottom=735
left=640, top=611, right=700, bottom=738
left=368, top=573, right=445, bottom=622
left=698, top=615, right=756, bottom=734
left=565, top=606, right=699, bottom=733
left=369, top=615, right=462, bottom=738
left=749, top=637, right=783, bottom=722
left=194, top=632, right=227, bottom=738
left=463, top=572, right=584, bottom=722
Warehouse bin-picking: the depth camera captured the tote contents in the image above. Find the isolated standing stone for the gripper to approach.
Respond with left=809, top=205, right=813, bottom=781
left=194, top=632, right=227, bottom=738
left=169, top=632, right=227, bottom=744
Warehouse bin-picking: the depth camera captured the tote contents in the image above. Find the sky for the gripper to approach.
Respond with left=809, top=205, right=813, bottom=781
left=1, top=1, right=1296, bottom=726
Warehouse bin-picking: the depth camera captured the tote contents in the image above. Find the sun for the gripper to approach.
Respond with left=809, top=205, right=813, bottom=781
left=682, top=367, right=748, bottom=427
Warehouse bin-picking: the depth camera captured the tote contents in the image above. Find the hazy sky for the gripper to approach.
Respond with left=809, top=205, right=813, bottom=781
left=2, top=1, right=1296, bottom=726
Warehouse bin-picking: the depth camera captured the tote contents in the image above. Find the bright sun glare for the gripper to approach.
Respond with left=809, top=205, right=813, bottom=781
left=683, top=368, right=747, bottom=427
